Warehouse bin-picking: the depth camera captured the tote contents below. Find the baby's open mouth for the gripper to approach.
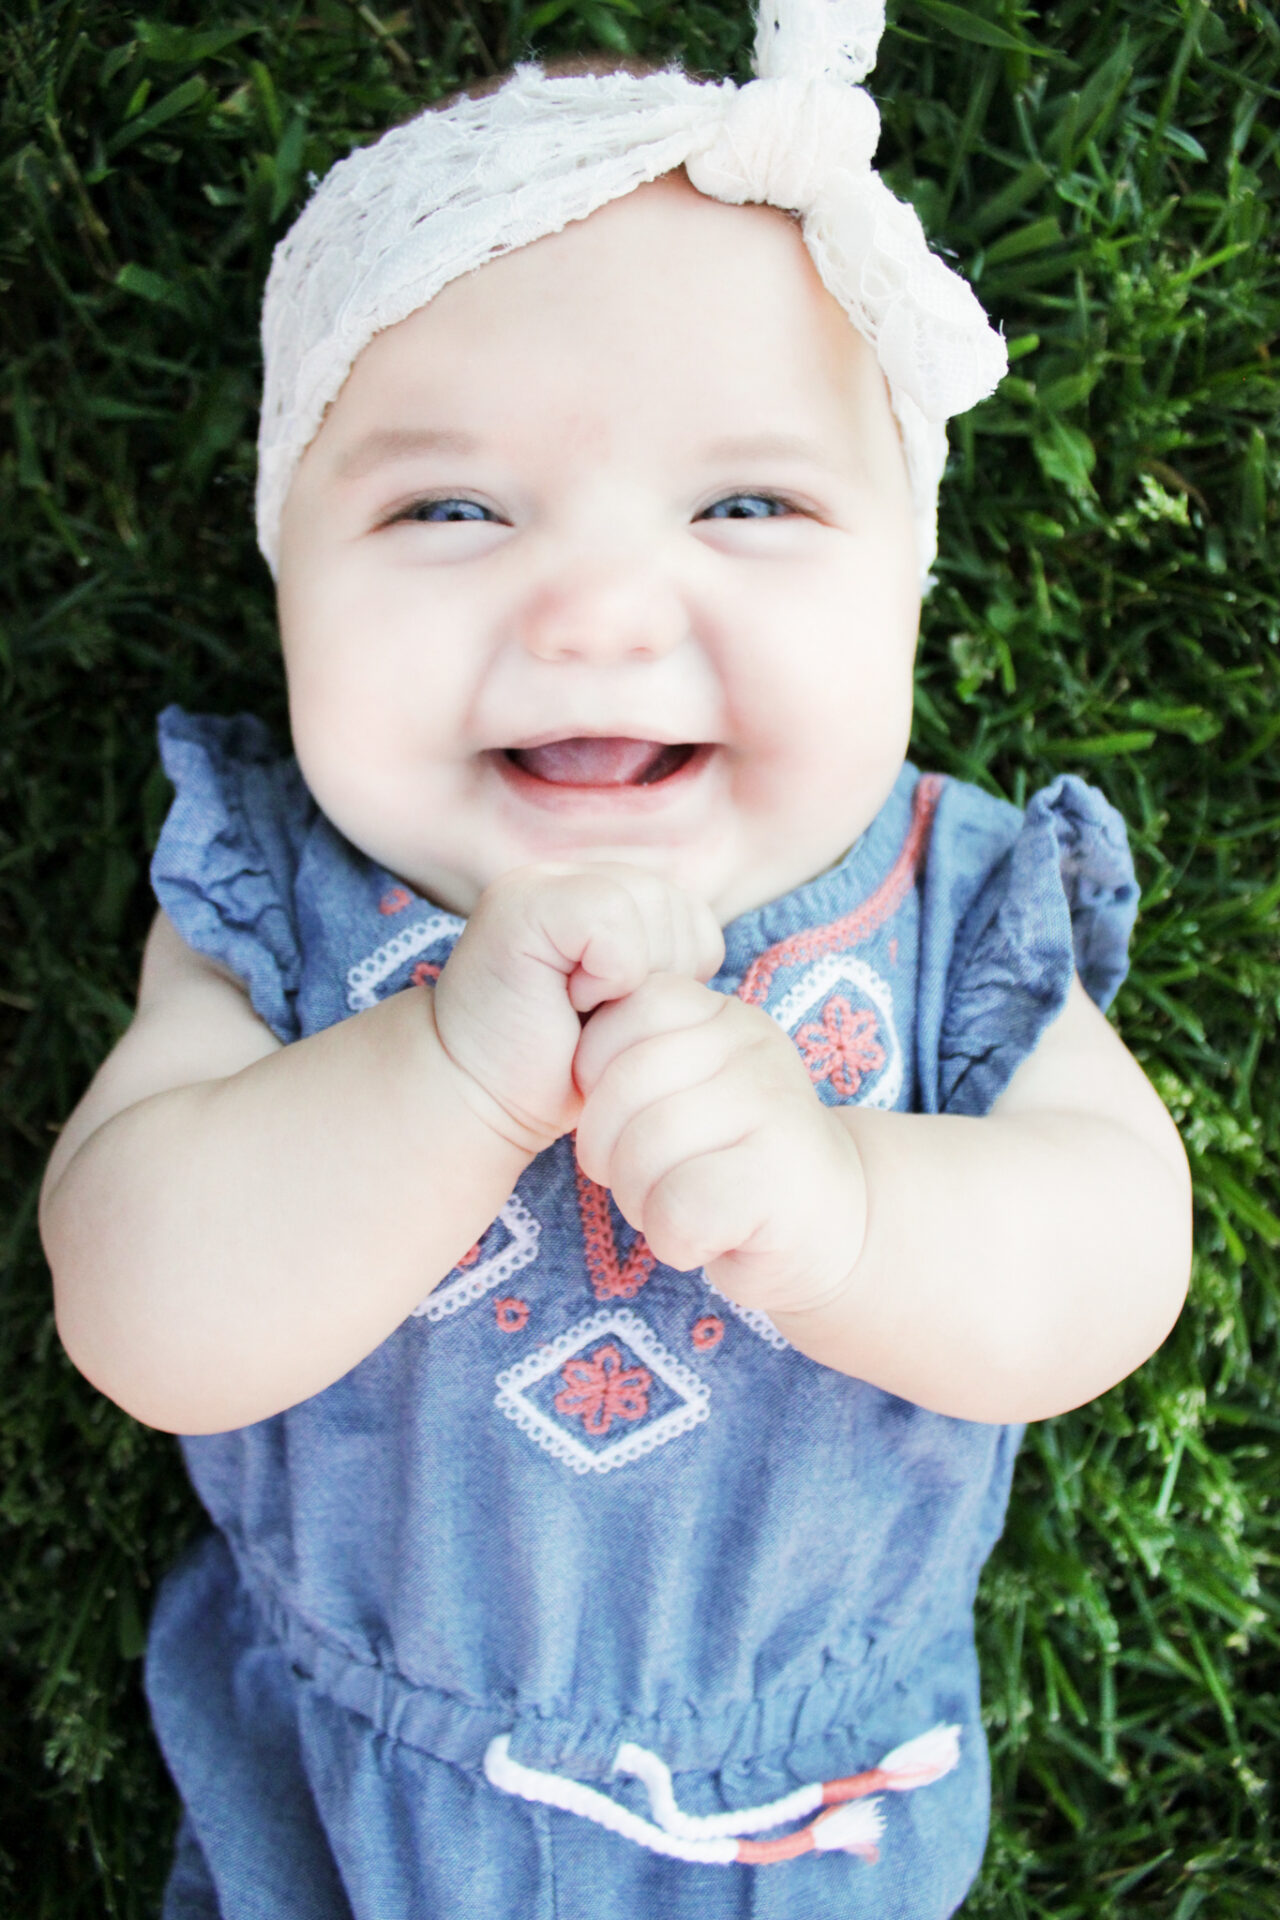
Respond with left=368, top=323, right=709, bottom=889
left=503, top=738, right=698, bottom=787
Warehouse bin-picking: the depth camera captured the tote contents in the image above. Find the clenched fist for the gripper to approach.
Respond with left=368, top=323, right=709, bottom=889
left=432, top=863, right=725, bottom=1154
left=572, top=973, right=869, bottom=1318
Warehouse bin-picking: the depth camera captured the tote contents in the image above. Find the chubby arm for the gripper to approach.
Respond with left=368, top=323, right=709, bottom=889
left=573, top=974, right=1192, bottom=1424
left=777, top=976, right=1191, bottom=1419
left=40, top=910, right=536, bottom=1433
left=41, top=872, right=724, bottom=1434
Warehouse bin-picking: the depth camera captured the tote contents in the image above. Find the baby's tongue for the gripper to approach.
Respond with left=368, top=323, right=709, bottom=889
left=510, top=737, right=675, bottom=787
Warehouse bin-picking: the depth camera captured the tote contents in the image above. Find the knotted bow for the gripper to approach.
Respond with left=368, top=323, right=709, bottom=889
left=687, top=74, right=881, bottom=211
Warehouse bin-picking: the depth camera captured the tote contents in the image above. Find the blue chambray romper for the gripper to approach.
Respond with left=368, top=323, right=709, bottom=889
left=144, top=707, right=1139, bottom=1920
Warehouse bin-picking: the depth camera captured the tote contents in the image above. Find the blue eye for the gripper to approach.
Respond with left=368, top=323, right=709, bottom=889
left=700, top=493, right=792, bottom=520
left=402, top=498, right=494, bottom=523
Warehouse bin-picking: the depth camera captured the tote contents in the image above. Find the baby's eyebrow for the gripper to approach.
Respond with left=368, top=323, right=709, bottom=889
left=331, top=424, right=856, bottom=484
left=699, top=432, right=837, bottom=464
left=335, top=427, right=481, bottom=480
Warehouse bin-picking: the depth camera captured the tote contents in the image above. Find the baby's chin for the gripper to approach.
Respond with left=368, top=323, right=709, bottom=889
left=401, top=825, right=892, bottom=929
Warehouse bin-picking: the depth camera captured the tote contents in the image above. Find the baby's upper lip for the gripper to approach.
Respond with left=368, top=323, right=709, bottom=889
left=493, top=727, right=705, bottom=750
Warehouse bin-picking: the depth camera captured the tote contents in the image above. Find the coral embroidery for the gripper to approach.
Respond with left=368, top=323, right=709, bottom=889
left=888, top=936, right=898, bottom=965
left=379, top=886, right=412, bottom=915
left=554, top=1342, right=652, bottom=1436
left=494, top=1296, right=530, bottom=1333
left=411, top=959, right=442, bottom=986
left=796, top=998, right=887, bottom=1098
left=576, top=1160, right=657, bottom=1300
left=691, top=1315, right=724, bottom=1351
left=737, top=775, right=941, bottom=1008
left=458, top=1241, right=482, bottom=1268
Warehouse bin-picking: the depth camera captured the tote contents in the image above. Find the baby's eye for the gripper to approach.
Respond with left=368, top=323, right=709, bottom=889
left=698, top=493, right=795, bottom=521
left=398, top=497, right=497, bottom=524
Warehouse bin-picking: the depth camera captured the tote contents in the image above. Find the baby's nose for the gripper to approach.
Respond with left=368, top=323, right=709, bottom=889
left=517, top=566, right=687, bottom=664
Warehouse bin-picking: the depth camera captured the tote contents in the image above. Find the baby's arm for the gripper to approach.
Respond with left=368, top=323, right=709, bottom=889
left=41, top=869, right=722, bottom=1434
left=804, top=977, right=1191, bottom=1418
left=574, top=975, right=1191, bottom=1422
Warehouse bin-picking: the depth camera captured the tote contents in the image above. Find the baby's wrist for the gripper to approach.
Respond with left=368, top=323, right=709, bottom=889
left=419, top=985, right=562, bottom=1162
left=767, top=1110, right=869, bottom=1325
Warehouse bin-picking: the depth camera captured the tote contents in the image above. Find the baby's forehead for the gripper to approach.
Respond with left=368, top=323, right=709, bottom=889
left=347, top=177, right=864, bottom=391
left=319, top=178, right=895, bottom=482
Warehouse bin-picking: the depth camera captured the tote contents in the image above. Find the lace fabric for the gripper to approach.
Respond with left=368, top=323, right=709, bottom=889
left=256, top=0, right=1006, bottom=582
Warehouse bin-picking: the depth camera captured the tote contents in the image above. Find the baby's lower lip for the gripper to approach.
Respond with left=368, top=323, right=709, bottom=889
left=488, top=743, right=715, bottom=813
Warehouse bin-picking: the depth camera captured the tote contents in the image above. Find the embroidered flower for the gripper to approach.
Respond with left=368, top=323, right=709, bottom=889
left=494, top=1296, right=529, bottom=1333
left=411, top=959, right=442, bottom=987
left=691, top=1315, right=724, bottom=1351
left=456, top=1240, right=482, bottom=1268
left=796, top=995, right=886, bottom=1098
left=379, top=886, right=411, bottom=915
left=554, top=1342, right=651, bottom=1436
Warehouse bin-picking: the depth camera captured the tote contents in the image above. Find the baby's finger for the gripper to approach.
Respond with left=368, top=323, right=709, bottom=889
left=566, top=907, right=652, bottom=1013
left=641, top=1139, right=769, bottom=1276
left=588, top=1074, right=752, bottom=1247
left=668, top=888, right=725, bottom=984
left=574, top=973, right=729, bottom=1100
left=574, top=992, right=742, bottom=1174
left=570, top=862, right=723, bottom=988
left=513, top=869, right=651, bottom=1012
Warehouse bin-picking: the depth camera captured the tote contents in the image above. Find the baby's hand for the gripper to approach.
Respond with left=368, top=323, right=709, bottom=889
left=573, top=976, right=868, bottom=1316
left=432, top=865, right=724, bottom=1154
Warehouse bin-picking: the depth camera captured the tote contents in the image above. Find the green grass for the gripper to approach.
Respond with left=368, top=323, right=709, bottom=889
left=2, top=0, right=1278, bottom=1911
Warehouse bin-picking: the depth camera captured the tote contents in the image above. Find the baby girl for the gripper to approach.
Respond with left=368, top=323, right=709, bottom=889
left=40, top=2, right=1191, bottom=1914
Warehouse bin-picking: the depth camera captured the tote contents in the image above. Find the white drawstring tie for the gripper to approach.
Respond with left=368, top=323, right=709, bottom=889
left=484, top=1720, right=959, bottom=1866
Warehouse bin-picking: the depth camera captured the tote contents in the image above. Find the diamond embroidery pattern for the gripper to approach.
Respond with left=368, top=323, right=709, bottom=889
left=770, top=954, right=903, bottom=1112
left=795, top=996, right=887, bottom=1098
left=495, top=1308, right=710, bottom=1475
left=412, top=1195, right=540, bottom=1322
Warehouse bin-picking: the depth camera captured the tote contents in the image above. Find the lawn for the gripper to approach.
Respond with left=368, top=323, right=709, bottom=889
left=1, top=0, right=1278, bottom=1912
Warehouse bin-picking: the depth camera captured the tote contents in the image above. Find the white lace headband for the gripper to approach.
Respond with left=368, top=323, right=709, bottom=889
left=256, top=0, right=1007, bottom=581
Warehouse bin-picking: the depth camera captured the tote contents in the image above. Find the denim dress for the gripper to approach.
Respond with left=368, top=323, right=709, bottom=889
left=145, top=707, right=1138, bottom=1920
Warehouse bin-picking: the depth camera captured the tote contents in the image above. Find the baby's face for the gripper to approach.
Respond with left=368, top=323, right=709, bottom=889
left=277, top=173, right=919, bottom=923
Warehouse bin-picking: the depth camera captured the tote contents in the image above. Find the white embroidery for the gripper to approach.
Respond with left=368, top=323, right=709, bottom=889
left=771, top=953, right=902, bottom=1110
left=412, top=1195, right=541, bottom=1321
left=699, top=1274, right=792, bottom=1352
left=495, top=1307, right=710, bottom=1474
left=346, top=911, right=463, bottom=1010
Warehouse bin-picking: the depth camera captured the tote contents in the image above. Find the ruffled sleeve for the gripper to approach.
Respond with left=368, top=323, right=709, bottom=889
left=150, top=707, right=312, bottom=1043
left=915, top=775, right=1139, bottom=1119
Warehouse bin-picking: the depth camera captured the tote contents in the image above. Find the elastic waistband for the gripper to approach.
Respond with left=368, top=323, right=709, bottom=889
left=230, top=1538, right=974, bottom=1784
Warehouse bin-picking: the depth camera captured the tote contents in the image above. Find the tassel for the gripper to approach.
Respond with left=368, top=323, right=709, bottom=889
left=812, top=1797, right=886, bottom=1857
left=876, top=1722, right=962, bottom=1789
left=820, top=1721, right=962, bottom=1805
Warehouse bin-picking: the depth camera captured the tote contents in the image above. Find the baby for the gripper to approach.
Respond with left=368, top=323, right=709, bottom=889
left=40, top=4, right=1192, bottom=1915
